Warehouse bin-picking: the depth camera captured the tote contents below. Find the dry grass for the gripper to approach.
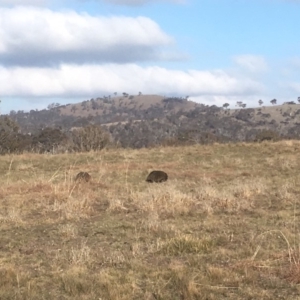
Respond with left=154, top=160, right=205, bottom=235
left=1, top=141, right=300, bottom=299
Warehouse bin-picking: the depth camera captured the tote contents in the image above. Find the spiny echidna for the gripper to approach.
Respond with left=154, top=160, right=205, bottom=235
left=75, top=172, right=91, bottom=183
left=146, top=170, right=168, bottom=183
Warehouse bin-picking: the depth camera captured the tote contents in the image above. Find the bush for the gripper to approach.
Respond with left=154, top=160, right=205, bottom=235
left=32, top=127, right=70, bottom=153
left=254, top=130, right=281, bottom=142
left=70, top=125, right=110, bottom=152
left=0, top=116, right=32, bottom=154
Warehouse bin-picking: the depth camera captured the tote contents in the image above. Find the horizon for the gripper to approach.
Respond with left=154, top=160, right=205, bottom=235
left=0, top=0, right=300, bottom=114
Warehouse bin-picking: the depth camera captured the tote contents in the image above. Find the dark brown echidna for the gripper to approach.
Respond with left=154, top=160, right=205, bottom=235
left=75, top=172, right=91, bottom=183
left=146, top=170, right=168, bottom=183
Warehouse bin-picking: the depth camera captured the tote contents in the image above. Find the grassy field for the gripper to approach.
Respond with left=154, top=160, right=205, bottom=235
left=1, top=141, right=300, bottom=299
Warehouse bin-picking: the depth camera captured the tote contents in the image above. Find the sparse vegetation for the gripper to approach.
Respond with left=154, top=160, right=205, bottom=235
left=0, top=119, right=111, bottom=154
left=4, top=94, right=300, bottom=151
left=255, top=129, right=281, bottom=142
left=1, top=141, right=300, bottom=299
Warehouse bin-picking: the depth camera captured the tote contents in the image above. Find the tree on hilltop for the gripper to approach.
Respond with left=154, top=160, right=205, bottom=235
left=223, top=103, right=230, bottom=109
left=236, top=101, right=243, bottom=107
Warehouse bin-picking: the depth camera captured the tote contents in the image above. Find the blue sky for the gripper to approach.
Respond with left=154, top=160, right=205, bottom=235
left=0, top=0, right=300, bottom=113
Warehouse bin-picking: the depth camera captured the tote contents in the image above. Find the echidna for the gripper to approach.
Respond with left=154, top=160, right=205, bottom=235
left=146, top=170, right=168, bottom=183
left=75, top=172, right=91, bottom=183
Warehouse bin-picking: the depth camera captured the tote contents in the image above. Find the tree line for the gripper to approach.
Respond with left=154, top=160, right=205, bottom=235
left=0, top=116, right=110, bottom=155
left=223, top=97, right=300, bottom=109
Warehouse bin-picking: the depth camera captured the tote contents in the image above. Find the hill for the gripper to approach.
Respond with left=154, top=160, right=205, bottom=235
left=5, top=94, right=300, bottom=149
left=59, top=94, right=199, bottom=118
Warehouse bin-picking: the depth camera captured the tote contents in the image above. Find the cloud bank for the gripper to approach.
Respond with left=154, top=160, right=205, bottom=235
left=0, top=64, right=263, bottom=98
left=0, top=7, right=173, bottom=66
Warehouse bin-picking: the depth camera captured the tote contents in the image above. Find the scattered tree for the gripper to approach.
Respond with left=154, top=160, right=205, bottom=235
left=223, top=103, right=230, bottom=109
left=47, top=103, right=60, bottom=110
left=270, top=99, right=277, bottom=105
left=236, top=101, right=243, bottom=107
left=258, top=99, right=263, bottom=106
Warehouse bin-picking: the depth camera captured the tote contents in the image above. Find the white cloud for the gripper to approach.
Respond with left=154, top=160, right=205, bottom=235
left=0, top=63, right=263, bottom=98
left=0, top=7, right=174, bottom=66
left=233, top=55, right=268, bottom=73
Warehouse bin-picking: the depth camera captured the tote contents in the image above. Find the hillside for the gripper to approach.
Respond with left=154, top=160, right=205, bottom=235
left=5, top=94, right=300, bottom=149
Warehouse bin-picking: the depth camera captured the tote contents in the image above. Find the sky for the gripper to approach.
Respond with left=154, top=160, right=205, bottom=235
left=0, top=0, right=300, bottom=113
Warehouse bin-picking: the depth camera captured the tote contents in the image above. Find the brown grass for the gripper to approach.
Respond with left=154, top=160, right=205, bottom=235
left=1, top=141, right=300, bottom=299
